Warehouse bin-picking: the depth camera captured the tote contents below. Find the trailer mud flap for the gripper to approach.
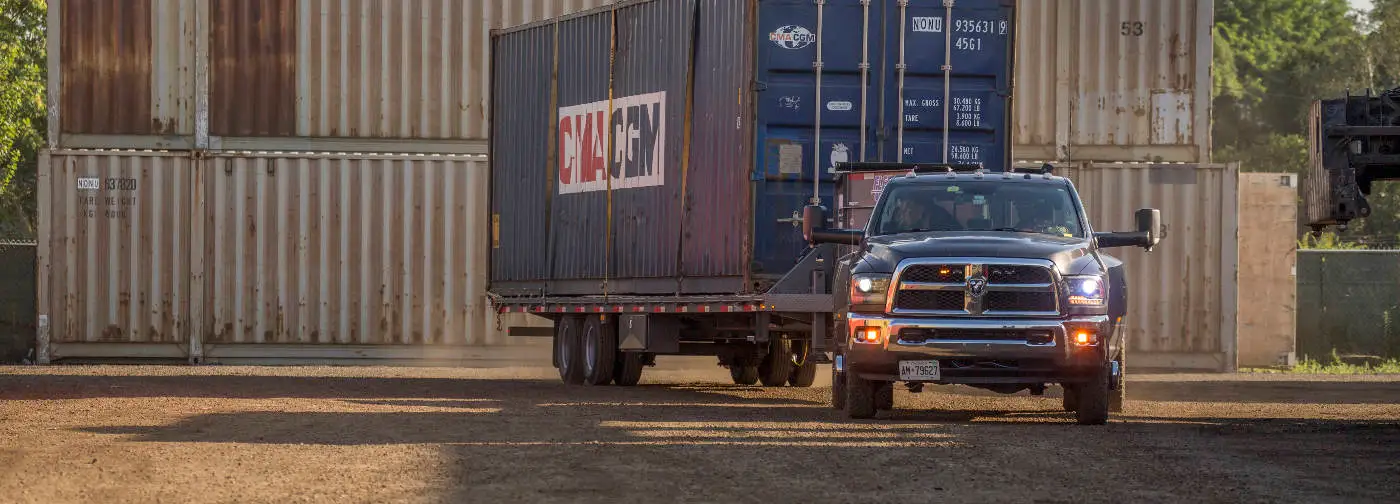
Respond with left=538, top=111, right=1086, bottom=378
left=619, top=315, right=681, bottom=353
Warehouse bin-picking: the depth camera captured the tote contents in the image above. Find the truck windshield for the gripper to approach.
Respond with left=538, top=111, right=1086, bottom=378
left=870, top=181, right=1085, bottom=238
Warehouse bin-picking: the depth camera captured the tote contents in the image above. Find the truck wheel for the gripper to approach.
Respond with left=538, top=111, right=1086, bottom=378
left=1110, top=350, right=1126, bottom=413
left=845, top=371, right=878, bottom=419
left=1062, top=385, right=1080, bottom=412
left=875, top=381, right=894, bottom=411
left=730, top=364, right=759, bottom=385
left=1075, top=365, right=1112, bottom=425
left=581, top=316, right=617, bottom=386
left=787, top=342, right=818, bottom=387
left=613, top=351, right=645, bottom=386
left=758, top=338, right=794, bottom=387
left=555, top=316, right=586, bottom=385
left=831, top=359, right=847, bottom=410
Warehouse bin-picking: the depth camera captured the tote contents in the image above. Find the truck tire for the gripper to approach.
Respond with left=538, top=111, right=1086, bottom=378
left=831, top=360, right=847, bottom=410
left=730, top=364, right=759, bottom=385
left=875, top=381, right=894, bottom=411
left=787, top=342, right=818, bottom=387
left=758, top=338, right=794, bottom=387
left=614, top=351, right=645, bottom=386
left=845, top=371, right=878, bottom=419
left=555, top=316, right=586, bottom=385
left=1110, top=349, right=1126, bottom=413
left=1075, top=364, right=1111, bottom=425
left=1062, top=385, right=1079, bottom=412
left=581, top=316, right=617, bottom=386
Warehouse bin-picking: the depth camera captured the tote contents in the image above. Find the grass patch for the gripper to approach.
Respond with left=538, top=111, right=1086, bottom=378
left=1244, top=350, right=1400, bottom=374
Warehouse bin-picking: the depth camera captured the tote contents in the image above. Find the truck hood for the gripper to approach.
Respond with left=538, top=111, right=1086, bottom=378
left=860, top=232, right=1101, bottom=275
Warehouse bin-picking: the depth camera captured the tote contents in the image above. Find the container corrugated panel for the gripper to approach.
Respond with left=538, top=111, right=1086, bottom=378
left=682, top=0, right=752, bottom=279
left=205, top=153, right=489, bottom=345
left=199, top=0, right=616, bottom=140
left=1064, top=162, right=1239, bottom=357
left=209, top=0, right=298, bottom=136
left=38, top=151, right=198, bottom=344
left=1012, top=0, right=1212, bottom=163
left=490, top=0, right=1016, bottom=295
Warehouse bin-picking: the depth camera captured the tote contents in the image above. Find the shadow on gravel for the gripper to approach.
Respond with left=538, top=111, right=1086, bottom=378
left=1125, top=379, right=1400, bottom=404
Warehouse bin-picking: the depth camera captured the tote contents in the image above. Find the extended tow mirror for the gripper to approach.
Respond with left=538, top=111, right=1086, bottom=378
left=1095, top=208, right=1162, bottom=250
left=803, top=204, right=863, bottom=246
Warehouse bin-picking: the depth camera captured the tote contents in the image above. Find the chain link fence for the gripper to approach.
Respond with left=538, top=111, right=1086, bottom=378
left=0, top=239, right=36, bottom=363
left=1296, top=250, right=1400, bottom=360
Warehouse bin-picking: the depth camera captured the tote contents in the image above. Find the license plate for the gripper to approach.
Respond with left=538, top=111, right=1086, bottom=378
left=899, top=360, right=941, bottom=381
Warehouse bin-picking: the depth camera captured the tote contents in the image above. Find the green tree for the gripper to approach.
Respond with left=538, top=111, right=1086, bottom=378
left=0, top=0, right=45, bottom=239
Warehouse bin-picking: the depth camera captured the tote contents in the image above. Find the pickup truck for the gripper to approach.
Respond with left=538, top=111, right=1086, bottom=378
left=807, top=166, right=1162, bottom=425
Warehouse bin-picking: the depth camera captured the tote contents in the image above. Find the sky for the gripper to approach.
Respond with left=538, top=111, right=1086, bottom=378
left=1351, top=0, right=1373, bottom=12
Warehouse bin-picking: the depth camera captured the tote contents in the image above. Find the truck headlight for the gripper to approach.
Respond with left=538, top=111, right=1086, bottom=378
left=1065, top=275, right=1106, bottom=306
left=849, top=273, right=892, bottom=310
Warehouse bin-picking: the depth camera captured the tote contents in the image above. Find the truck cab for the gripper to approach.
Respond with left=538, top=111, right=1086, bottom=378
left=808, top=165, right=1162, bottom=425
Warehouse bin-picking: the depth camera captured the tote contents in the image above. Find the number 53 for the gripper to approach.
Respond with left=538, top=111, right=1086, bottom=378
left=1121, top=21, right=1144, bottom=36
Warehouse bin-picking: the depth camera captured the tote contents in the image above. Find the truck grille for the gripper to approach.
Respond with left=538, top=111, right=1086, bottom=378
left=889, top=261, right=1059, bottom=317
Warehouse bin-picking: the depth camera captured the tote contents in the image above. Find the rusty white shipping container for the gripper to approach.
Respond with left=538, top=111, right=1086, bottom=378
left=1013, top=0, right=1213, bottom=163
left=35, top=149, right=540, bottom=363
left=1062, top=162, right=1240, bottom=371
left=49, top=0, right=1212, bottom=164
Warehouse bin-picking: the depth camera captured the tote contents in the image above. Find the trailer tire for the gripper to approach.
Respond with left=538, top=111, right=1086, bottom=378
left=1075, top=364, right=1112, bottom=425
left=613, top=351, right=646, bottom=387
left=555, top=316, right=586, bottom=385
left=845, top=371, right=877, bottom=419
left=788, top=356, right=818, bottom=388
left=758, top=338, right=794, bottom=387
left=581, top=316, right=617, bottom=386
left=730, top=365, right=759, bottom=385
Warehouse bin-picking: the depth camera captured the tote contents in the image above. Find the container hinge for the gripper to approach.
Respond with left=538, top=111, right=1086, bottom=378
left=943, top=0, right=954, bottom=6
left=753, top=80, right=768, bottom=92
left=812, top=61, right=824, bottom=70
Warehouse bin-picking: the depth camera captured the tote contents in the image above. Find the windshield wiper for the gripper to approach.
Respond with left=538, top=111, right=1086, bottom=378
left=990, top=227, right=1039, bottom=233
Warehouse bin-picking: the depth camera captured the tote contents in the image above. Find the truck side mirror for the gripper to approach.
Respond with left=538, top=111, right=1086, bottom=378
left=1136, top=208, right=1162, bottom=250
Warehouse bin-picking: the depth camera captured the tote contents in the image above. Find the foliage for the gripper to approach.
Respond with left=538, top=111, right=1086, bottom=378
left=1298, top=231, right=1367, bottom=249
left=1244, top=349, right=1400, bottom=374
left=0, top=0, right=45, bottom=239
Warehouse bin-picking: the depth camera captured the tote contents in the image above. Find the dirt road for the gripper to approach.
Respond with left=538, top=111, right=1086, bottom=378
left=2, top=354, right=1399, bottom=503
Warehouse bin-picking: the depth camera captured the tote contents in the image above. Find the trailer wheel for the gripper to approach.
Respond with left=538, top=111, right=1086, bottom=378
left=1075, top=364, right=1112, bottom=425
left=730, top=364, right=759, bottom=385
left=613, top=350, right=645, bottom=386
left=787, top=342, right=818, bottom=388
left=758, top=338, right=795, bottom=387
left=845, top=371, right=877, bottom=419
left=581, top=316, right=617, bottom=386
left=555, top=316, right=586, bottom=385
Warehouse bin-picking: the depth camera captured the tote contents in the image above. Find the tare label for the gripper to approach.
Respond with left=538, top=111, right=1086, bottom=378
left=557, top=91, right=667, bottom=195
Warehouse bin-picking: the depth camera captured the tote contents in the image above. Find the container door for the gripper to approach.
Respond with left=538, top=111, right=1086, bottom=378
left=753, top=0, right=878, bottom=275
left=881, top=0, right=1012, bottom=169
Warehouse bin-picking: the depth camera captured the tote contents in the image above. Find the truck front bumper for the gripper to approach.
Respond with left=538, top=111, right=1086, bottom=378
left=842, top=313, right=1113, bottom=385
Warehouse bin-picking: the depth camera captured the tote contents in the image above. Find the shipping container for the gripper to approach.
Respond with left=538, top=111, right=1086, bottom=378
left=35, top=149, right=527, bottom=363
left=489, top=0, right=1018, bottom=295
left=1012, top=0, right=1213, bottom=163
left=49, top=0, right=618, bottom=151
left=1060, top=162, right=1239, bottom=370
left=49, top=0, right=1213, bottom=164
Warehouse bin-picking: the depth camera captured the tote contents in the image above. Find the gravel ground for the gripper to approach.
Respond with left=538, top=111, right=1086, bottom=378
left=2, top=351, right=1399, bottom=504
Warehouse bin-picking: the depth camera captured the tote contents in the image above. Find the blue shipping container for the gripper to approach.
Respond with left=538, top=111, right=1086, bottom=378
left=490, top=0, right=1015, bottom=296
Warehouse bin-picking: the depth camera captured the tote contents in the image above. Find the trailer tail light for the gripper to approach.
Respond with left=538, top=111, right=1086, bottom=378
left=855, top=327, right=883, bottom=344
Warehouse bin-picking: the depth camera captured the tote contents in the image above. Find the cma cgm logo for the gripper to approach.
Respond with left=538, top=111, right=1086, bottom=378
left=769, top=25, right=815, bottom=49
left=557, top=91, right=666, bottom=195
